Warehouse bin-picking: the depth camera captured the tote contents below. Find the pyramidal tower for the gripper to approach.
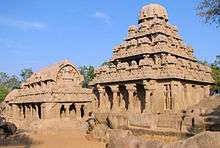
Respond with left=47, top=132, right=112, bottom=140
left=91, top=3, right=214, bottom=125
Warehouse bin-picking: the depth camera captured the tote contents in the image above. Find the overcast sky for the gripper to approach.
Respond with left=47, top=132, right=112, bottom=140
left=0, top=0, right=219, bottom=75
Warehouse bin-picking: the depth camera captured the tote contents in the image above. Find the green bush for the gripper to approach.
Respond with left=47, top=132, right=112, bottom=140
left=0, top=85, right=9, bottom=102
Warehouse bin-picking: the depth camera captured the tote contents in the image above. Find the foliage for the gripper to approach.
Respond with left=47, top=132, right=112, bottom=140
left=79, top=66, right=95, bottom=88
left=211, top=55, right=220, bottom=92
left=197, top=0, right=220, bottom=26
left=0, top=68, right=33, bottom=102
left=197, top=60, right=208, bottom=65
left=0, top=85, right=9, bottom=102
left=214, top=55, right=220, bottom=66
left=20, top=68, right=33, bottom=82
left=0, top=73, right=20, bottom=90
left=0, top=72, right=20, bottom=102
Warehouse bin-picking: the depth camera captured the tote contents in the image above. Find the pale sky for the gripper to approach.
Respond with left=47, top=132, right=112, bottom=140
left=0, top=0, right=219, bottom=75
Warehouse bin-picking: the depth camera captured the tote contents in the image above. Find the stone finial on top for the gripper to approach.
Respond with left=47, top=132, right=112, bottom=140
left=139, top=3, right=168, bottom=23
left=127, top=25, right=138, bottom=38
left=128, top=25, right=138, bottom=33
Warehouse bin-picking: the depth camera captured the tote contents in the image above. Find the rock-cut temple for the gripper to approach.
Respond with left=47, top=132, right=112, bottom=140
left=2, top=4, right=215, bottom=133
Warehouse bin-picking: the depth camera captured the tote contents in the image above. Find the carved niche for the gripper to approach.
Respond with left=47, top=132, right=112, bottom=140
left=56, top=65, right=82, bottom=86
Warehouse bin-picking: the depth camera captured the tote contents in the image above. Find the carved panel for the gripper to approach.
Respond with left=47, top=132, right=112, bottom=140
left=57, top=65, right=82, bottom=85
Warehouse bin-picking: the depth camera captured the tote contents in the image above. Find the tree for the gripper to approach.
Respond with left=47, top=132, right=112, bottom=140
left=211, top=55, right=220, bottom=93
left=197, top=0, right=220, bottom=26
left=79, top=66, right=95, bottom=88
left=20, top=68, right=33, bottom=82
left=0, top=85, right=9, bottom=102
left=5, top=75, right=21, bottom=90
left=0, top=72, right=10, bottom=85
left=0, top=72, right=21, bottom=102
left=214, top=55, right=220, bottom=66
left=0, top=73, right=20, bottom=90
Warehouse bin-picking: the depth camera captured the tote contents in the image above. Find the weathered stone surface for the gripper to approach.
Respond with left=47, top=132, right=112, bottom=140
left=90, top=3, right=215, bottom=133
left=1, top=3, right=217, bottom=137
left=106, top=131, right=220, bottom=148
left=2, top=60, right=95, bottom=127
left=106, top=134, right=164, bottom=148
left=164, top=131, right=220, bottom=148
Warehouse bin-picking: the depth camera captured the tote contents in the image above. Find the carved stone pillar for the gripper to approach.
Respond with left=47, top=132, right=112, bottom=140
left=184, top=84, right=192, bottom=107
left=126, top=84, right=137, bottom=112
left=75, top=104, right=82, bottom=119
left=30, top=104, right=36, bottom=119
left=26, top=105, right=30, bottom=120
left=170, top=81, right=177, bottom=111
left=33, top=104, right=39, bottom=120
left=29, top=105, right=32, bottom=119
left=17, top=105, right=22, bottom=119
left=143, top=82, right=151, bottom=112
left=12, top=104, right=19, bottom=120
left=119, top=92, right=126, bottom=111
left=143, top=80, right=156, bottom=113
left=41, top=103, right=47, bottom=119
left=30, top=105, right=33, bottom=119
left=83, top=104, right=88, bottom=118
left=110, top=85, right=120, bottom=112
left=97, top=85, right=109, bottom=111
left=64, top=103, right=71, bottom=118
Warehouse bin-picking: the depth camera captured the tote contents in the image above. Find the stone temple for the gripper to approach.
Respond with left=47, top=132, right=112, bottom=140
left=1, top=4, right=215, bottom=133
left=3, top=60, right=95, bottom=126
left=90, top=4, right=214, bottom=132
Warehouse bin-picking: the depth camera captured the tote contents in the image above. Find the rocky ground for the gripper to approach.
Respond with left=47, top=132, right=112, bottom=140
left=1, top=95, right=220, bottom=148
left=27, top=118, right=105, bottom=148
left=107, top=131, right=220, bottom=148
left=1, top=118, right=220, bottom=148
left=0, top=118, right=106, bottom=148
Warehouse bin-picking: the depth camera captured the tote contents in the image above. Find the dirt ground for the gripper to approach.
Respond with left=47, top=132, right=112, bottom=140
left=29, top=130, right=105, bottom=148
left=1, top=119, right=106, bottom=148
left=28, top=119, right=105, bottom=148
left=1, top=131, right=105, bottom=148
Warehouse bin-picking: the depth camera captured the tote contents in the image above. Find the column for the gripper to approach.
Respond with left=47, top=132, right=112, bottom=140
left=64, top=103, right=71, bottom=118
left=17, top=105, right=22, bottom=119
left=119, top=92, right=126, bottom=111
left=110, top=85, right=120, bottom=112
left=143, top=80, right=156, bottom=113
left=28, top=105, right=32, bottom=119
left=41, top=103, right=47, bottom=119
left=75, top=104, right=81, bottom=119
left=33, top=104, right=39, bottom=119
left=125, top=84, right=136, bottom=113
left=170, top=81, right=177, bottom=111
left=143, top=81, right=151, bottom=112
left=184, top=84, right=192, bottom=107
left=97, top=85, right=109, bottom=111
left=25, top=105, right=30, bottom=120
left=12, top=104, right=19, bottom=120
left=83, top=104, right=87, bottom=118
left=30, top=105, right=34, bottom=119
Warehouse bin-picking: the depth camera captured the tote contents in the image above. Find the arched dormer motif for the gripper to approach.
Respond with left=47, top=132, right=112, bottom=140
left=56, top=63, right=83, bottom=86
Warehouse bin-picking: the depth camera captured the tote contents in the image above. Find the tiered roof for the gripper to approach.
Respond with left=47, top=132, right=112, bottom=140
left=91, top=4, right=214, bottom=85
left=6, top=60, right=93, bottom=104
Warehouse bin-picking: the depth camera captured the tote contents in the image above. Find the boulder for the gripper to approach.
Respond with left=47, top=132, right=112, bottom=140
left=164, top=131, right=220, bottom=148
left=106, top=131, right=220, bottom=148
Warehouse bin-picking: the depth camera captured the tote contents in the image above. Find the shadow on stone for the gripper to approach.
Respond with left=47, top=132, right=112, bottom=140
left=0, top=130, right=40, bottom=147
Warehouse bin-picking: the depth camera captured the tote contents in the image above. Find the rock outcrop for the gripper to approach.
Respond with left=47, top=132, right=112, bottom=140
left=106, top=131, right=220, bottom=148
